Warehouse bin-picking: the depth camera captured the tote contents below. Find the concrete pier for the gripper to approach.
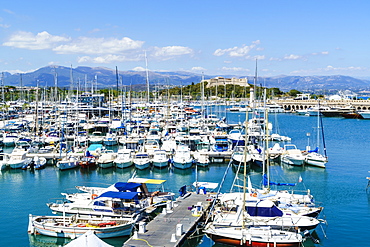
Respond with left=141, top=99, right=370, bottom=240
left=123, top=192, right=213, bottom=247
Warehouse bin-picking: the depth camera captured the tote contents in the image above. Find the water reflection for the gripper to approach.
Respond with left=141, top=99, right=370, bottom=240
left=29, top=234, right=71, bottom=247
left=28, top=233, right=128, bottom=247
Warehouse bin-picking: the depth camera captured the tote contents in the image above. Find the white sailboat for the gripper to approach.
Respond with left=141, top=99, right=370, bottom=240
left=304, top=102, right=328, bottom=168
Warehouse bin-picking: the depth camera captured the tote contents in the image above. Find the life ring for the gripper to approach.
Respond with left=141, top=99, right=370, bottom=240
left=91, top=194, right=98, bottom=199
left=250, top=192, right=257, bottom=197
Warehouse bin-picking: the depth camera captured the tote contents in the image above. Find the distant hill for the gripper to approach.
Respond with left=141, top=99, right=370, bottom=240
left=1, top=65, right=370, bottom=92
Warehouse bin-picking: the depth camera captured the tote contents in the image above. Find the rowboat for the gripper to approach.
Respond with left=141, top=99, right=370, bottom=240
left=28, top=214, right=136, bottom=239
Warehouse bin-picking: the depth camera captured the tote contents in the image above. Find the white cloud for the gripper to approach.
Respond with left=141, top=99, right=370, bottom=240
left=213, top=40, right=261, bottom=58
left=3, top=9, right=15, bottom=15
left=221, top=66, right=250, bottom=72
left=152, top=46, right=193, bottom=60
left=283, top=54, right=302, bottom=60
left=191, top=67, right=206, bottom=71
left=54, top=37, right=144, bottom=54
left=0, top=23, right=10, bottom=28
left=323, top=65, right=363, bottom=72
left=131, top=67, right=146, bottom=71
left=253, top=55, right=265, bottom=60
left=77, top=54, right=142, bottom=64
left=290, top=65, right=367, bottom=75
left=3, top=31, right=70, bottom=50
left=269, top=57, right=281, bottom=61
left=311, top=51, right=329, bottom=55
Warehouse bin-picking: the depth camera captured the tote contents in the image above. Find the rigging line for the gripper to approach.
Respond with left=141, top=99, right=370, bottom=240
left=204, top=139, right=241, bottom=223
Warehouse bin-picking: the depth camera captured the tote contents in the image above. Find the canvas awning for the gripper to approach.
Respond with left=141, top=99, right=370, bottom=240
left=96, top=191, right=139, bottom=200
left=127, top=178, right=166, bottom=184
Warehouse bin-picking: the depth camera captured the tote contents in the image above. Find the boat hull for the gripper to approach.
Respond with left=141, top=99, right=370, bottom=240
left=152, top=161, right=169, bottom=168
left=172, top=160, right=193, bottom=169
left=281, top=156, right=304, bottom=166
left=207, top=233, right=301, bottom=247
left=134, top=161, right=151, bottom=170
left=97, top=162, right=114, bottom=168
left=115, top=161, right=133, bottom=168
left=30, top=216, right=134, bottom=239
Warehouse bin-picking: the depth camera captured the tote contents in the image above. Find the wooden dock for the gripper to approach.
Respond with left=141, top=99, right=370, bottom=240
left=123, top=192, right=213, bottom=247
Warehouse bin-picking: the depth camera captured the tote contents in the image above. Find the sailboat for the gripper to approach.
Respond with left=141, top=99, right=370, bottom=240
left=304, top=101, right=328, bottom=168
left=204, top=92, right=303, bottom=247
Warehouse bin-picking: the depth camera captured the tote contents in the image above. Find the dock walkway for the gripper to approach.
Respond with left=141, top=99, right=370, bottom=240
left=123, top=192, right=213, bottom=247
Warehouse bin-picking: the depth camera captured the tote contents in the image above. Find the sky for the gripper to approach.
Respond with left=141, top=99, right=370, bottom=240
left=1, top=0, right=370, bottom=78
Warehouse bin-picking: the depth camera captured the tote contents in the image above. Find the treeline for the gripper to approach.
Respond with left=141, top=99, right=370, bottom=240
left=0, top=82, right=323, bottom=102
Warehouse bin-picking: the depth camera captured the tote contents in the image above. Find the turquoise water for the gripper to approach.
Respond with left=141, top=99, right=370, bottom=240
left=1, top=110, right=369, bottom=246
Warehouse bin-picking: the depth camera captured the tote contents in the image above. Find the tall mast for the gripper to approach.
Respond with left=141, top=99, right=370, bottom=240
left=54, top=69, right=58, bottom=103
left=20, top=74, right=23, bottom=101
left=253, top=59, right=258, bottom=110
left=201, top=73, right=205, bottom=118
left=145, top=51, right=150, bottom=104
left=69, top=65, right=73, bottom=101
left=1, top=73, right=4, bottom=102
left=115, top=66, right=119, bottom=92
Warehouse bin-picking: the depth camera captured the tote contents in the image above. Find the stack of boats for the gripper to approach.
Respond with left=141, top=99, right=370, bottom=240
left=203, top=167, right=324, bottom=246
left=0, top=98, right=330, bottom=172
left=28, top=178, right=175, bottom=239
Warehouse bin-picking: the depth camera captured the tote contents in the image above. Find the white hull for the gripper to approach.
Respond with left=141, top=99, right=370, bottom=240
left=134, top=161, right=151, bottom=170
left=305, top=153, right=327, bottom=168
left=29, top=215, right=135, bottom=239
left=172, top=159, right=193, bottom=169
left=8, top=158, right=33, bottom=169
left=281, top=155, right=305, bottom=166
left=115, top=161, right=133, bottom=168
left=57, top=157, right=79, bottom=170
left=152, top=160, right=168, bottom=168
left=97, top=161, right=114, bottom=168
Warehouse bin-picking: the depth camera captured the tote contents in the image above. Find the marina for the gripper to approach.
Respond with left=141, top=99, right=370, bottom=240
left=0, top=103, right=369, bottom=247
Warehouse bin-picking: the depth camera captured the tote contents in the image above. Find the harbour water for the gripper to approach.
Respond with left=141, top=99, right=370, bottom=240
left=1, top=108, right=369, bottom=247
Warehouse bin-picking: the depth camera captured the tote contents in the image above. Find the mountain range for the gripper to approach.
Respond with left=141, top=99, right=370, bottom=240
left=1, top=65, right=370, bottom=92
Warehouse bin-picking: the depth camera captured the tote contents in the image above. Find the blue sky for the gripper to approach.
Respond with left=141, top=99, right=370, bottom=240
left=1, top=0, right=370, bottom=78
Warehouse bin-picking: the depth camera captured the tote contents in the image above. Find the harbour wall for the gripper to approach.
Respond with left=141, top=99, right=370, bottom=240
left=271, top=99, right=370, bottom=111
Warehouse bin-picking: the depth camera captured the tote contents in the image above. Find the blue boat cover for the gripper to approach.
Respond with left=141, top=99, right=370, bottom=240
left=308, top=147, right=319, bottom=153
left=96, top=191, right=140, bottom=201
left=263, top=174, right=296, bottom=187
left=87, top=144, right=103, bottom=151
left=114, top=182, right=141, bottom=192
left=246, top=204, right=283, bottom=217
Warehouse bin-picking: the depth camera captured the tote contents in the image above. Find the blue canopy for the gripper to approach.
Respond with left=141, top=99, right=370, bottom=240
left=87, top=144, right=103, bottom=151
left=96, top=191, right=139, bottom=201
left=246, top=203, right=283, bottom=217
left=114, top=182, right=141, bottom=192
left=263, top=174, right=296, bottom=187
left=308, top=147, right=319, bottom=153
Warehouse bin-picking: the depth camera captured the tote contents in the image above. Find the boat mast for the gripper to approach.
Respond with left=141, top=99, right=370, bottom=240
left=145, top=51, right=150, bottom=104
left=318, top=100, right=328, bottom=158
left=54, top=69, right=58, bottom=103
left=115, top=66, right=119, bottom=92
left=1, top=72, right=4, bottom=102
left=242, top=98, right=249, bottom=229
left=201, top=73, right=205, bottom=119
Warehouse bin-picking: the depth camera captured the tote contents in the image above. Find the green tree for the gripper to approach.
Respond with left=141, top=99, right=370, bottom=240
left=287, top=89, right=301, bottom=97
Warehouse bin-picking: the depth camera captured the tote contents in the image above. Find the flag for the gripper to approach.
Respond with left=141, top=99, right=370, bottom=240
left=298, top=176, right=303, bottom=183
